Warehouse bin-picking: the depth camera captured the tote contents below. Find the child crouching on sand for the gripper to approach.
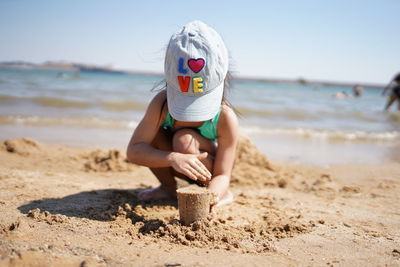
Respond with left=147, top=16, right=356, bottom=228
left=126, top=21, right=238, bottom=209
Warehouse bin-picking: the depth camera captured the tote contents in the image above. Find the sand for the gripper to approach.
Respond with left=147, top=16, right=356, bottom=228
left=0, top=136, right=399, bottom=266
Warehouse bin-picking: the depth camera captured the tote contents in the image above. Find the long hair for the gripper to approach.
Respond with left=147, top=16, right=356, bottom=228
left=394, top=73, right=400, bottom=83
left=222, top=70, right=241, bottom=116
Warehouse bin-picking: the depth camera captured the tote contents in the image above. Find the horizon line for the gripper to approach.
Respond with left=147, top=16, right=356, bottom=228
left=0, top=60, right=386, bottom=89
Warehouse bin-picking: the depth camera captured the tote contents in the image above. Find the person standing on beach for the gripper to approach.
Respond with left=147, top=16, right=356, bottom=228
left=126, top=21, right=238, bottom=210
left=382, top=73, right=400, bottom=111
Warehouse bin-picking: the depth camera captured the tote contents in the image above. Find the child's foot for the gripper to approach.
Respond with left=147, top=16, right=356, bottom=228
left=210, top=190, right=234, bottom=212
left=215, top=190, right=234, bottom=207
left=137, top=186, right=176, bottom=201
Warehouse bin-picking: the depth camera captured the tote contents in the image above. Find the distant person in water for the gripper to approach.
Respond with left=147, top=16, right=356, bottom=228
left=353, top=85, right=363, bottom=97
left=332, top=91, right=349, bottom=99
left=333, top=85, right=363, bottom=99
left=382, top=73, right=400, bottom=111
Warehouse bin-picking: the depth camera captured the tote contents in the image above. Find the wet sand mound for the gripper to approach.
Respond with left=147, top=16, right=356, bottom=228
left=83, top=149, right=137, bottom=172
left=1, top=138, right=138, bottom=173
left=232, top=136, right=290, bottom=188
left=2, top=138, right=40, bottom=156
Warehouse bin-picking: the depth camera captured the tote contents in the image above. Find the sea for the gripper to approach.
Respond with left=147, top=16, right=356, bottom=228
left=0, top=68, right=399, bottom=166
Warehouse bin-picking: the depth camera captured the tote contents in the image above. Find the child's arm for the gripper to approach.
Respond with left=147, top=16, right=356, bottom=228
left=127, top=91, right=165, bottom=165
left=207, top=105, right=239, bottom=201
left=126, top=91, right=211, bottom=182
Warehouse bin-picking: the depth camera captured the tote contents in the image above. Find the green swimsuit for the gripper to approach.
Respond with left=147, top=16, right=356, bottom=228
left=161, top=108, right=221, bottom=141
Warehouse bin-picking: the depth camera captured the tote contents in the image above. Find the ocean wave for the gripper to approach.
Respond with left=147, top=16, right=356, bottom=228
left=236, top=106, right=383, bottom=123
left=241, top=125, right=400, bottom=142
left=0, top=114, right=398, bottom=143
left=0, top=94, right=393, bottom=126
left=0, top=94, right=91, bottom=108
left=388, top=113, right=400, bottom=122
left=101, top=100, right=147, bottom=111
left=0, top=95, right=19, bottom=101
left=0, top=94, right=146, bottom=111
left=0, top=115, right=138, bottom=129
left=237, top=107, right=319, bottom=120
left=34, top=96, right=92, bottom=108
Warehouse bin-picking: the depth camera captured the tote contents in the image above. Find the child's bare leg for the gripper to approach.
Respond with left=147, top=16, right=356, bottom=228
left=172, top=128, right=216, bottom=171
left=385, top=94, right=396, bottom=111
left=138, top=129, right=176, bottom=200
left=172, top=129, right=233, bottom=207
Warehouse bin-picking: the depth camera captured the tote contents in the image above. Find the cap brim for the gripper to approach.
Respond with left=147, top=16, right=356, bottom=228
left=167, top=83, right=224, bottom=122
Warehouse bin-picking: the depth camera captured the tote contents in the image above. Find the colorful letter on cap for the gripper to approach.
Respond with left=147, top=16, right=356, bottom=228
left=193, top=77, right=203, bottom=93
left=177, top=76, right=190, bottom=92
left=178, top=57, right=188, bottom=74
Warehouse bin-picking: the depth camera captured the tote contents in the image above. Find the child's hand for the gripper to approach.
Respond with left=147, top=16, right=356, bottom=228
left=169, top=152, right=212, bottom=182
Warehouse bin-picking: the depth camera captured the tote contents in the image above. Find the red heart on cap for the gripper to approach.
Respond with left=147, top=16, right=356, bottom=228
left=188, top=58, right=205, bottom=73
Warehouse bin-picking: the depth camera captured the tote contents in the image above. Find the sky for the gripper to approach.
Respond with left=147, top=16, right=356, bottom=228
left=0, top=0, right=399, bottom=84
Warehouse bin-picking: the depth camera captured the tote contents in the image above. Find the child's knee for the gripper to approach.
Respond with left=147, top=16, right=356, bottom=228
left=172, top=129, right=199, bottom=154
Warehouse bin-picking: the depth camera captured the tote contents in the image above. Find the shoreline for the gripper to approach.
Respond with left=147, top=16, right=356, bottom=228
left=0, top=123, right=398, bottom=167
left=0, top=137, right=399, bottom=266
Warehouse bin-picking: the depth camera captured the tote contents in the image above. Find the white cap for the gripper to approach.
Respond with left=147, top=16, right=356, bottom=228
left=164, top=21, right=229, bottom=122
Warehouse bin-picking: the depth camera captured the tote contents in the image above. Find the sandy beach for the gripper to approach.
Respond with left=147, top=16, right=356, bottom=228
left=0, top=136, right=399, bottom=266
left=1, top=0, right=400, bottom=265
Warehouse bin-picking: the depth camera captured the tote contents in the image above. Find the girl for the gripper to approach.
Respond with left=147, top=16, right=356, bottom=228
left=382, top=73, right=400, bottom=111
left=126, top=21, right=238, bottom=209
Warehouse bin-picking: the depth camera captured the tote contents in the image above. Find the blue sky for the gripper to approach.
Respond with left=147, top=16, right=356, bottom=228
left=0, top=0, right=399, bottom=84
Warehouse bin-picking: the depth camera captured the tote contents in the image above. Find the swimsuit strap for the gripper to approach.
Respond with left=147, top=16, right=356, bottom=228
left=161, top=111, right=174, bottom=128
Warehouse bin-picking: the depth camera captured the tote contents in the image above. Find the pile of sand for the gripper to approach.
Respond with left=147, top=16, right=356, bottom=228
left=1, top=138, right=40, bottom=156
left=232, top=136, right=291, bottom=188
left=82, top=149, right=136, bottom=172
left=44, top=187, right=312, bottom=254
left=0, top=138, right=138, bottom=173
left=130, top=208, right=310, bottom=253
